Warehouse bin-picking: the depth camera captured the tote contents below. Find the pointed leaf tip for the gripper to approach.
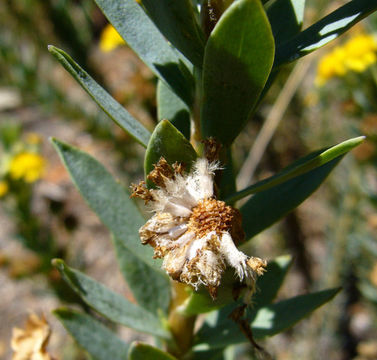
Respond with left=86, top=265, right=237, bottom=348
left=51, top=258, right=64, bottom=270
left=48, top=47, right=151, bottom=147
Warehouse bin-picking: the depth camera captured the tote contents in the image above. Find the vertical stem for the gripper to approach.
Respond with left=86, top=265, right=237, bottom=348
left=191, top=67, right=203, bottom=154
left=167, top=282, right=196, bottom=358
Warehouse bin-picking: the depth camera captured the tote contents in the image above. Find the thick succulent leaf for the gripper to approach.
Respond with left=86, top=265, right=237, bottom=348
left=53, top=260, right=170, bottom=339
left=252, top=255, right=292, bottom=309
left=51, top=138, right=158, bottom=269
left=128, top=342, right=177, bottom=360
left=54, top=309, right=129, bottom=360
left=94, top=0, right=194, bottom=106
left=112, top=235, right=170, bottom=315
left=140, top=0, right=205, bottom=68
left=267, top=0, right=305, bottom=46
left=239, top=137, right=364, bottom=240
left=227, top=136, right=365, bottom=203
left=181, top=255, right=291, bottom=316
left=144, top=120, right=197, bottom=184
left=195, top=288, right=340, bottom=348
left=48, top=46, right=150, bottom=147
left=201, top=0, right=274, bottom=146
left=274, top=0, right=377, bottom=67
left=157, top=80, right=190, bottom=140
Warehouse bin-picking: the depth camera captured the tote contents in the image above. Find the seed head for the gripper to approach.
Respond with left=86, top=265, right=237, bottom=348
left=132, top=157, right=266, bottom=299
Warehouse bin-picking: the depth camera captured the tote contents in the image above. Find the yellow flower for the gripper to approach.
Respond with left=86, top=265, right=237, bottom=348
left=9, top=152, right=45, bottom=183
left=315, top=48, right=347, bottom=86
left=99, top=24, right=125, bottom=52
left=0, top=181, right=8, bottom=197
left=315, top=33, right=377, bottom=86
left=25, top=132, right=42, bottom=145
left=344, top=33, right=377, bottom=72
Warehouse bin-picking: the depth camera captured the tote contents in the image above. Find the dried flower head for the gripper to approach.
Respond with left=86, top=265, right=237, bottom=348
left=11, top=313, right=53, bottom=360
left=132, top=157, right=266, bottom=299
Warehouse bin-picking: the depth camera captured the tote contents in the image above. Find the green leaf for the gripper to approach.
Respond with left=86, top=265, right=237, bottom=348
left=267, top=0, right=305, bottom=46
left=140, top=0, right=205, bottom=68
left=144, top=120, right=197, bottom=184
left=54, top=309, right=129, bottom=360
left=157, top=80, right=191, bottom=140
left=93, top=0, right=194, bottom=106
left=227, top=136, right=365, bottom=203
left=52, top=138, right=169, bottom=314
left=201, top=0, right=275, bottom=146
left=195, top=288, right=340, bottom=348
left=252, top=255, right=292, bottom=309
left=274, top=0, right=377, bottom=67
left=53, top=259, right=170, bottom=339
left=239, top=138, right=365, bottom=240
left=128, top=342, right=177, bottom=360
left=112, top=235, right=170, bottom=315
left=48, top=46, right=150, bottom=147
left=251, top=288, right=341, bottom=338
left=51, top=138, right=158, bottom=269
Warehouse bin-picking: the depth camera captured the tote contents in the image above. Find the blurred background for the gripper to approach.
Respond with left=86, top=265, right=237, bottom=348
left=0, top=1, right=376, bottom=359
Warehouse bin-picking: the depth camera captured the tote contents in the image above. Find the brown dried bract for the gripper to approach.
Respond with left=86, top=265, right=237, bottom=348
left=202, top=137, right=222, bottom=162
left=147, top=157, right=175, bottom=188
left=247, top=257, right=267, bottom=276
left=130, top=180, right=154, bottom=203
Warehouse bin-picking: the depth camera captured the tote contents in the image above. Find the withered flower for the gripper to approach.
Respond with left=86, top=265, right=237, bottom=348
left=11, top=313, right=53, bottom=360
left=132, top=157, right=266, bottom=299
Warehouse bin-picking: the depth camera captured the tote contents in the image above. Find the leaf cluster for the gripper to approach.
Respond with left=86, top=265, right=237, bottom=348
left=47, top=0, right=377, bottom=358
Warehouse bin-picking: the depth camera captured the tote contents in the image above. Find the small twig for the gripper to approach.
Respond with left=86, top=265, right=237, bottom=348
left=229, top=305, right=273, bottom=360
left=236, top=57, right=313, bottom=190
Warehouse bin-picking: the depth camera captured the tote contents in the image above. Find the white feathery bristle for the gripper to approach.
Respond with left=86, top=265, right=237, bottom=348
left=187, top=158, right=215, bottom=200
left=220, top=232, right=249, bottom=280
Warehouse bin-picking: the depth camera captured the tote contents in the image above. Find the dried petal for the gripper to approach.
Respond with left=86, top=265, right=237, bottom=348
left=11, top=313, right=53, bottom=360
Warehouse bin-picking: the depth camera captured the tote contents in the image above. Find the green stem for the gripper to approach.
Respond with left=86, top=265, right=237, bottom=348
left=167, top=282, right=196, bottom=358
left=191, top=67, right=203, bottom=154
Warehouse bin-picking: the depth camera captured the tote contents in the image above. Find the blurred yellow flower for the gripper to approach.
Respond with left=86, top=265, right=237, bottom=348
left=25, top=132, right=42, bottom=145
left=316, top=33, right=377, bottom=86
left=0, top=181, right=8, bottom=197
left=9, top=152, right=45, bottom=183
left=99, top=24, right=125, bottom=52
